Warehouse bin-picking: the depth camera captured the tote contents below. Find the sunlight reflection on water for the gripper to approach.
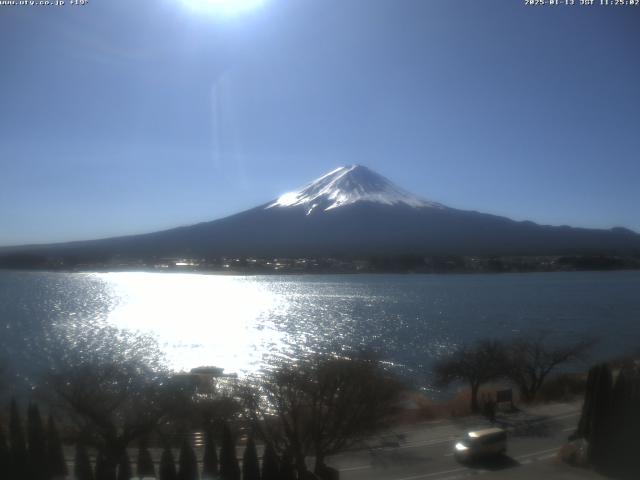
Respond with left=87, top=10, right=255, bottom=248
left=98, top=272, right=288, bottom=374
left=3, top=270, right=639, bottom=391
left=88, top=270, right=640, bottom=388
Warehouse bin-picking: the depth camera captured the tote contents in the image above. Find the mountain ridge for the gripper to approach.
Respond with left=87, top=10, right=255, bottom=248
left=1, top=166, right=639, bottom=261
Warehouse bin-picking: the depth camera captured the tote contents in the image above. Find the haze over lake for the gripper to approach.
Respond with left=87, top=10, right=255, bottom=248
left=2, top=270, right=639, bottom=391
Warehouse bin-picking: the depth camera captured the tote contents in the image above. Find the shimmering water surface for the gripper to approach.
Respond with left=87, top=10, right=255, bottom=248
left=1, top=270, right=639, bottom=386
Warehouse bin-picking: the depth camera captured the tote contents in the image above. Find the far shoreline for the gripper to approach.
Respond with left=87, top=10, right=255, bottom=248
left=2, top=264, right=640, bottom=277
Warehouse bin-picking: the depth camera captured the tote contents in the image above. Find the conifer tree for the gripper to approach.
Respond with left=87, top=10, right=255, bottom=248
left=178, top=439, right=199, bottom=480
left=0, top=426, right=11, bottom=480
left=74, top=443, right=95, bottom=480
left=242, top=437, right=260, bottom=480
left=631, top=371, right=640, bottom=470
left=95, top=451, right=106, bottom=480
left=609, top=367, right=640, bottom=474
left=27, top=403, right=47, bottom=480
left=117, top=450, right=132, bottom=480
left=577, top=364, right=598, bottom=440
left=260, top=443, right=279, bottom=480
left=219, top=423, right=240, bottom=480
left=279, top=451, right=296, bottom=480
left=9, top=399, right=28, bottom=480
left=46, top=415, right=68, bottom=479
left=95, top=450, right=116, bottom=480
left=202, top=430, right=219, bottom=479
left=137, top=438, right=156, bottom=478
left=586, top=364, right=614, bottom=467
left=159, top=446, right=178, bottom=480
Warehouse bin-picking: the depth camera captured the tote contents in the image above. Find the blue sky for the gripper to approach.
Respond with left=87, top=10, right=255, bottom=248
left=1, top=0, right=639, bottom=246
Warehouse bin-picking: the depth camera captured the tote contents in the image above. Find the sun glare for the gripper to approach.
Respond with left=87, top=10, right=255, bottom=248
left=180, top=0, right=264, bottom=16
left=99, top=272, right=286, bottom=374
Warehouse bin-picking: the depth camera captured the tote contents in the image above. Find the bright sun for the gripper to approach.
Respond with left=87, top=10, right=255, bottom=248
left=180, top=0, right=264, bottom=16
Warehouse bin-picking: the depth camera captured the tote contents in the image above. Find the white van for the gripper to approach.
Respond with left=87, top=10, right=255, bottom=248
left=454, top=427, right=507, bottom=461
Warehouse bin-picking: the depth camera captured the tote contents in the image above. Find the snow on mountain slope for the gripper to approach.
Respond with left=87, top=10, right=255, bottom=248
left=266, top=165, right=445, bottom=214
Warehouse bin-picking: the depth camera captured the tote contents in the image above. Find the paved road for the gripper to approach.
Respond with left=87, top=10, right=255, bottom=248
left=328, top=402, right=587, bottom=480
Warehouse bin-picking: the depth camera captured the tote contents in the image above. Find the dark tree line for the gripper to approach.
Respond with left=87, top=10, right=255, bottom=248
left=0, top=410, right=324, bottom=480
left=1, top=400, right=67, bottom=480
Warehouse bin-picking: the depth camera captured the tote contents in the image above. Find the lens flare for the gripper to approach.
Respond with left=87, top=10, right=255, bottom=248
left=180, top=0, right=264, bottom=16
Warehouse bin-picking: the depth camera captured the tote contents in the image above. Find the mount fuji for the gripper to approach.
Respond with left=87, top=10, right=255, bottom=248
left=266, top=165, right=444, bottom=213
left=2, top=165, right=640, bottom=261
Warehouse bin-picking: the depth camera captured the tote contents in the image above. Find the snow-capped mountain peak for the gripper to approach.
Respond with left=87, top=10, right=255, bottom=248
left=266, top=165, right=444, bottom=214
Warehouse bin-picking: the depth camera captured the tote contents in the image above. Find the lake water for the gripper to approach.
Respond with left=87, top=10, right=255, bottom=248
left=1, top=270, right=639, bottom=390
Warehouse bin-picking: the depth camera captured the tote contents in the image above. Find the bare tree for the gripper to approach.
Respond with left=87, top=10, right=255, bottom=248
left=42, top=323, right=177, bottom=474
left=242, top=353, right=403, bottom=478
left=505, top=331, right=593, bottom=402
left=434, top=339, right=508, bottom=413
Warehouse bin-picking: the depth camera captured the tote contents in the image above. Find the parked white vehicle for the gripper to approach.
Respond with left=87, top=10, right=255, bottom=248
left=454, top=427, right=507, bottom=461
